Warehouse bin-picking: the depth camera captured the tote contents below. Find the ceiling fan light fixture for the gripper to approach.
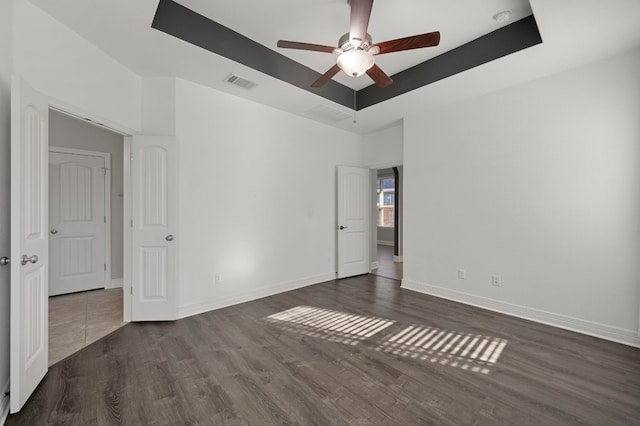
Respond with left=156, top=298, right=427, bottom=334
left=337, top=49, right=374, bottom=77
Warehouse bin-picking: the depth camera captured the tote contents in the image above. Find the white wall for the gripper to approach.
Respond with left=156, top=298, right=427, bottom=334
left=49, top=110, right=125, bottom=281
left=141, top=77, right=176, bottom=135
left=363, top=123, right=403, bottom=168
left=0, top=0, right=12, bottom=419
left=377, top=227, right=394, bottom=244
left=13, top=0, right=141, bottom=132
left=403, top=48, right=640, bottom=346
left=175, top=79, right=363, bottom=317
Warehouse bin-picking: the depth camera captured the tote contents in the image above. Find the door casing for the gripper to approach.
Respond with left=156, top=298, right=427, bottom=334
left=47, top=107, right=133, bottom=321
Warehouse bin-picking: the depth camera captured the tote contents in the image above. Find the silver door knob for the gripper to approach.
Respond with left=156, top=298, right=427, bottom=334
left=50, top=228, right=58, bottom=234
left=165, top=235, right=174, bottom=241
left=0, top=257, right=9, bottom=266
left=21, top=254, right=38, bottom=265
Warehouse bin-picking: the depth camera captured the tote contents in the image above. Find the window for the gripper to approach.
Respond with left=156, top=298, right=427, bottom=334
left=377, top=175, right=395, bottom=227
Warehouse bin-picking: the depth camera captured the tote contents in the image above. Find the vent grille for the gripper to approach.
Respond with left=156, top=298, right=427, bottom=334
left=304, top=104, right=352, bottom=122
left=223, top=74, right=257, bottom=90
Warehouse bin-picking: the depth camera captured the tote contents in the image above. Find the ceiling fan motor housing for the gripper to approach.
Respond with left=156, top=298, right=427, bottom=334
left=339, top=32, right=373, bottom=51
left=276, top=0, right=439, bottom=88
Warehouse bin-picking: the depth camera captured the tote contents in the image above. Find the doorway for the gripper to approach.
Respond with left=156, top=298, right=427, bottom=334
left=371, top=166, right=403, bottom=280
left=47, top=109, right=125, bottom=365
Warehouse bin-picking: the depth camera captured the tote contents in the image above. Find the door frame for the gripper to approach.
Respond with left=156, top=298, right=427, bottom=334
left=48, top=146, right=112, bottom=289
left=370, top=163, right=403, bottom=271
left=47, top=102, right=134, bottom=322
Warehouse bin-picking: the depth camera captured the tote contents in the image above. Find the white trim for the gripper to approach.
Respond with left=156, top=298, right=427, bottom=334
left=401, top=279, right=640, bottom=348
left=122, top=137, right=132, bottom=322
left=178, top=272, right=335, bottom=319
left=0, top=379, right=9, bottom=425
left=49, top=146, right=111, bottom=158
left=370, top=261, right=379, bottom=271
left=48, top=103, right=136, bottom=136
left=104, top=156, right=112, bottom=288
left=106, top=278, right=123, bottom=289
left=377, top=240, right=394, bottom=246
left=49, top=146, right=112, bottom=290
left=368, top=161, right=402, bottom=170
left=393, top=255, right=403, bottom=262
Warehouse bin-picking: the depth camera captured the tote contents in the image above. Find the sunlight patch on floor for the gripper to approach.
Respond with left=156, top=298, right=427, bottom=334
left=264, top=306, right=395, bottom=346
left=264, top=306, right=508, bottom=375
left=374, top=325, right=508, bottom=374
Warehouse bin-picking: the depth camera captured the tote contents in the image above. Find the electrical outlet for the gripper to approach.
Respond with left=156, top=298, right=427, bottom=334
left=458, top=269, right=466, bottom=280
left=491, top=275, right=501, bottom=287
left=214, top=273, right=222, bottom=284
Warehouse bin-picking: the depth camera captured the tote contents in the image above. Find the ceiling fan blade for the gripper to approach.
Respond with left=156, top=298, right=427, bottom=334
left=311, top=64, right=341, bottom=88
left=277, top=40, right=337, bottom=53
left=366, top=64, right=393, bottom=88
left=349, top=0, right=374, bottom=46
left=371, top=31, right=441, bottom=55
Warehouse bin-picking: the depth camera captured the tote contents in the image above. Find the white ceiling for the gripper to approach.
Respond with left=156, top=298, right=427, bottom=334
left=28, top=0, right=640, bottom=135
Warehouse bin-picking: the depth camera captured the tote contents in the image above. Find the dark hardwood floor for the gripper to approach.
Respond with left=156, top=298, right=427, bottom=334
left=372, top=244, right=402, bottom=280
left=7, top=275, right=640, bottom=425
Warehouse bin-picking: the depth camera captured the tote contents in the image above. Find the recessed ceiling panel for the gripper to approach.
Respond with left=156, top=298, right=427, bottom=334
left=152, top=0, right=542, bottom=110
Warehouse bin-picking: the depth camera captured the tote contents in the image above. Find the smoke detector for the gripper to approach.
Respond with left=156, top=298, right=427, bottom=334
left=493, top=10, right=512, bottom=24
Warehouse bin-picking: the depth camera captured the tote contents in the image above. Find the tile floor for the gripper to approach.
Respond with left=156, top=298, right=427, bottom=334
left=48, top=288, right=126, bottom=366
left=372, top=244, right=403, bottom=280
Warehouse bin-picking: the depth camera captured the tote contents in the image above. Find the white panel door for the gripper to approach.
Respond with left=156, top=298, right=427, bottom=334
left=337, top=166, right=370, bottom=278
left=131, top=136, right=177, bottom=321
left=10, top=77, right=49, bottom=413
left=49, top=151, right=106, bottom=296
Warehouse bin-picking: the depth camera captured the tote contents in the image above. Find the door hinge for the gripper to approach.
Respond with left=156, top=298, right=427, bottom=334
left=130, top=153, right=134, bottom=161
left=131, top=219, right=133, bottom=228
left=104, top=216, right=107, bottom=223
left=130, top=286, right=133, bottom=295
left=104, top=264, right=107, bottom=271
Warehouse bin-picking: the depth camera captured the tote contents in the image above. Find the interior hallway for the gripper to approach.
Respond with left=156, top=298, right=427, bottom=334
left=372, top=244, right=402, bottom=280
left=49, top=288, right=125, bottom=366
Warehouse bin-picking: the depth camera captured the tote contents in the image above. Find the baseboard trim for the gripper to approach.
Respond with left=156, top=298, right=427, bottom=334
left=377, top=240, right=394, bottom=246
left=106, top=278, right=123, bottom=289
left=370, top=261, right=379, bottom=271
left=1, top=379, right=9, bottom=425
left=178, top=272, right=336, bottom=319
left=393, top=255, right=403, bottom=262
left=401, top=279, right=640, bottom=348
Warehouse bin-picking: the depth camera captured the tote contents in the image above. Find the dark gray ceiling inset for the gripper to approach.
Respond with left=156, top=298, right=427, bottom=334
left=152, top=0, right=353, bottom=107
left=357, top=15, right=542, bottom=110
left=152, top=0, right=542, bottom=111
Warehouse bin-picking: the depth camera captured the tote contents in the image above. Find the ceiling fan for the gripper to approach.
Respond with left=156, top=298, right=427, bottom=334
left=277, top=0, right=440, bottom=89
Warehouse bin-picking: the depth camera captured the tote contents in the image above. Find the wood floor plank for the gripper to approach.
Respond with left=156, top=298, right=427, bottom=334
left=7, top=274, right=640, bottom=425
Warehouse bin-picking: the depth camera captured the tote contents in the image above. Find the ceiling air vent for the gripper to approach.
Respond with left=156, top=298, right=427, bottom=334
left=223, top=73, right=257, bottom=90
left=304, top=104, right=352, bottom=122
